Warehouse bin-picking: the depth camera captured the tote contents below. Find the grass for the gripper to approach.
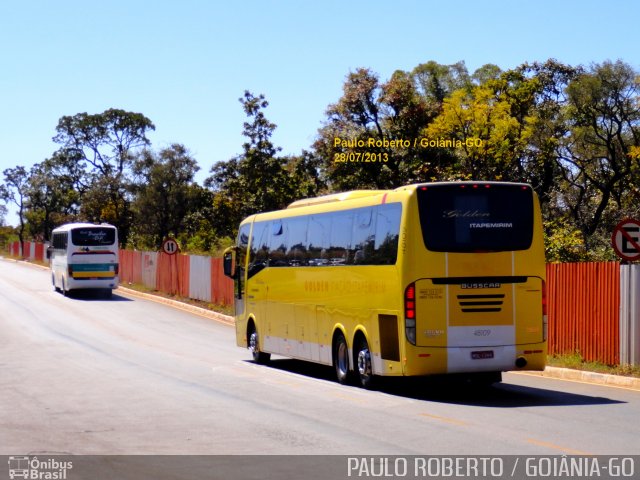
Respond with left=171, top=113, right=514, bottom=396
left=546, top=351, right=640, bottom=378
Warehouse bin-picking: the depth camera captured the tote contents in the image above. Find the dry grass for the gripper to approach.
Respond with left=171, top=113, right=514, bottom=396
left=547, top=351, right=640, bottom=378
left=122, top=281, right=234, bottom=317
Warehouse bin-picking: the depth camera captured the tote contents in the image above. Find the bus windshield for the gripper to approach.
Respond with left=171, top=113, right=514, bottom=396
left=71, top=227, right=116, bottom=246
left=417, top=183, right=534, bottom=252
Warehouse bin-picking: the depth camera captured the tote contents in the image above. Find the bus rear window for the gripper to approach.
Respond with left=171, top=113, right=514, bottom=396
left=417, top=184, right=534, bottom=252
left=71, top=227, right=116, bottom=246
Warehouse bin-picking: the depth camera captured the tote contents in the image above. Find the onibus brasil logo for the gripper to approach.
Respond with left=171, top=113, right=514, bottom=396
left=8, top=456, right=73, bottom=479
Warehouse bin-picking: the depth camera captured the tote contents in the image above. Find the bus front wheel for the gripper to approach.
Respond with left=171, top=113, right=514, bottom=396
left=248, top=324, right=270, bottom=364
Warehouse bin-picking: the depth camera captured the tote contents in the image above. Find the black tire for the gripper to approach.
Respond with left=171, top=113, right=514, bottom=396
left=354, top=337, right=374, bottom=389
left=333, top=332, right=351, bottom=385
left=62, top=277, right=69, bottom=297
left=248, top=324, right=270, bottom=364
left=52, top=273, right=60, bottom=293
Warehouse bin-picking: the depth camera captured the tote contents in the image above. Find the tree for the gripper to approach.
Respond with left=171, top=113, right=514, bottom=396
left=412, top=60, right=472, bottom=105
left=130, top=144, right=201, bottom=249
left=1, top=166, right=29, bottom=256
left=314, top=68, right=391, bottom=190
left=52, top=109, right=155, bottom=244
left=556, top=60, right=640, bottom=250
left=424, top=85, right=523, bottom=180
left=206, top=91, right=304, bottom=237
left=25, top=149, right=85, bottom=241
left=314, top=62, right=510, bottom=191
left=471, top=64, right=502, bottom=85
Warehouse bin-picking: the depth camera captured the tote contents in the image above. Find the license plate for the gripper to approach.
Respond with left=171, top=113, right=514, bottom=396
left=471, top=350, right=494, bottom=360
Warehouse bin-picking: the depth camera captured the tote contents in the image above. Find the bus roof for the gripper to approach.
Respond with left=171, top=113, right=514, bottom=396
left=286, top=182, right=532, bottom=210
left=287, top=190, right=388, bottom=209
left=51, top=222, right=117, bottom=232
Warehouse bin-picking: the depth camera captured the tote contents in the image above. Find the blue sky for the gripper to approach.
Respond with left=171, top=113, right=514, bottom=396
left=1, top=0, right=639, bottom=225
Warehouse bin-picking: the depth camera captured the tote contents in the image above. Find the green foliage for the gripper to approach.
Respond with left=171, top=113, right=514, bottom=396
left=206, top=91, right=323, bottom=238
left=313, top=59, right=640, bottom=261
left=0, top=224, right=17, bottom=253
left=555, top=61, right=640, bottom=247
left=25, top=150, right=84, bottom=241
left=5, top=60, right=640, bottom=261
left=1, top=166, right=29, bottom=249
left=544, top=218, right=589, bottom=262
left=51, top=108, right=156, bottom=245
left=129, top=144, right=203, bottom=250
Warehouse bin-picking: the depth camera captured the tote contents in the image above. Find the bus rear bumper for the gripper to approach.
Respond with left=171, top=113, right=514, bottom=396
left=403, top=344, right=546, bottom=376
left=67, top=276, right=119, bottom=291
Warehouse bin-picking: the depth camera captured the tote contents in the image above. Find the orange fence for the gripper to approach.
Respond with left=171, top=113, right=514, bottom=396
left=546, top=262, right=620, bottom=364
left=211, top=257, right=234, bottom=306
left=118, top=249, right=233, bottom=306
left=155, top=252, right=190, bottom=297
left=7, top=240, right=46, bottom=261
left=119, top=250, right=143, bottom=285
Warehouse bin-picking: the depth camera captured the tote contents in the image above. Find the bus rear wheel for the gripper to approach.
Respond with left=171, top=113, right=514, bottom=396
left=248, top=324, right=270, bottom=364
left=333, top=332, right=351, bottom=385
left=355, top=337, right=374, bottom=389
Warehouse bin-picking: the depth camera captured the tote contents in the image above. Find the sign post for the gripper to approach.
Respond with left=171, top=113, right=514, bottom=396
left=611, top=218, right=640, bottom=262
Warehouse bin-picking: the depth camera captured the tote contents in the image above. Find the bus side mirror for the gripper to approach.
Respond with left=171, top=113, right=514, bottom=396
left=223, top=249, right=236, bottom=279
left=46, top=246, right=53, bottom=260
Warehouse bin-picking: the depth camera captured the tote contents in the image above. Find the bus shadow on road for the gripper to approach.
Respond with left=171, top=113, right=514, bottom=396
left=60, top=290, right=133, bottom=302
left=260, top=358, right=625, bottom=408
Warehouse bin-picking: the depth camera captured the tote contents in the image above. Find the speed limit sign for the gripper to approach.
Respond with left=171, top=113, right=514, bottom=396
left=162, top=238, right=180, bottom=255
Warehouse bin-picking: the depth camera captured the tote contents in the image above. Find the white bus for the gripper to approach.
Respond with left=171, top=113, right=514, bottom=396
left=49, top=222, right=119, bottom=297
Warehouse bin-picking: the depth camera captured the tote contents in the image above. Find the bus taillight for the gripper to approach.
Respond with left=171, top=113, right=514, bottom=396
left=405, top=283, right=416, bottom=345
left=68, top=265, right=73, bottom=277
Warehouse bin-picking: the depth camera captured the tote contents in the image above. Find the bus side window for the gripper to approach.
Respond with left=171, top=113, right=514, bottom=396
left=352, top=207, right=375, bottom=264
left=286, top=216, right=308, bottom=267
left=53, top=232, right=67, bottom=252
left=328, top=211, right=353, bottom=266
left=373, top=203, right=402, bottom=265
left=268, top=219, right=288, bottom=267
left=308, top=215, right=330, bottom=266
left=248, top=222, right=269, bottom=278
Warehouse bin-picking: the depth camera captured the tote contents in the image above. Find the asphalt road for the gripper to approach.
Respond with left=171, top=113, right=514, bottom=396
left=1, top=258, right=639, bottom=457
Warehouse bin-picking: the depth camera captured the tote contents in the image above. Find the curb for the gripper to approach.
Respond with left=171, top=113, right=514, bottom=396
left=117, top=286, right=235, bottom=326
left=516, top=366, right=640, bottom=391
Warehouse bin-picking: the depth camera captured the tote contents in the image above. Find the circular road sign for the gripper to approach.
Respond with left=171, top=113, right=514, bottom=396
left=611, top=218, right=640, bottom=262
left=162, top=238, right=180, bottom=255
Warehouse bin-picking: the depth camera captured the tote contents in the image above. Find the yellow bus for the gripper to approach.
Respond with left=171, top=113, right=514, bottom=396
left=223, top=182, right=546, bottom=387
